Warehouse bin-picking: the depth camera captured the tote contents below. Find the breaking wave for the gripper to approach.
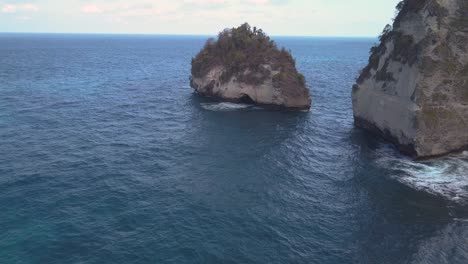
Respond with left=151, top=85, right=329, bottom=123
left=378, top=150, right=468, bottom=204
left=200, top=102, right=259, bottom=112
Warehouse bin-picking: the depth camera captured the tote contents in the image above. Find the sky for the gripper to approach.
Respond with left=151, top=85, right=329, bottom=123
left=0, top=0, right=401, bottom=36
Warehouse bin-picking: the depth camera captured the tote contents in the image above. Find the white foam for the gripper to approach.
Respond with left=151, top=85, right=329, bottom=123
left=200, top=102, right=256, bottom=112
left=377, top=148, right=468, bottom=204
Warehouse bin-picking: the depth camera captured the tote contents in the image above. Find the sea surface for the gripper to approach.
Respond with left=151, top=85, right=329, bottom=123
left=1, top=34, right=467, bottom=264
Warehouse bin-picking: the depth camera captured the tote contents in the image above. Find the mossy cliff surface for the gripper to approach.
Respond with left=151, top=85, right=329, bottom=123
left=190, top=23, right=311, bottom=110
left=353, top=0, right=468, bottom=158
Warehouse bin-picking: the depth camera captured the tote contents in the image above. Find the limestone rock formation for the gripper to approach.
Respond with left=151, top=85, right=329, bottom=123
left=190, top=23, right=311, bottom=110
left=353, top=0, right=468, bottom=158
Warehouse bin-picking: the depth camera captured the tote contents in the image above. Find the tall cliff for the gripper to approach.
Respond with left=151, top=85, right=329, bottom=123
left=353, top=0, right=468, bottom=158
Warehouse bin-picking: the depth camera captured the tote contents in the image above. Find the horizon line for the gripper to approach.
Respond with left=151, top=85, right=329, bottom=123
left=0, top=31, right=377, bottom=39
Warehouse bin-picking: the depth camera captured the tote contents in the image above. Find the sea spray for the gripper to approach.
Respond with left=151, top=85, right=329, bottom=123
left=377, top=149, right=468, bottom=204
left=200, top=102, right=258, bottom=112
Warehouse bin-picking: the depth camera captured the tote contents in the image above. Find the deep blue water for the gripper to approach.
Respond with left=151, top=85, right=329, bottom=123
left=1, top=34, right=467, bottom=264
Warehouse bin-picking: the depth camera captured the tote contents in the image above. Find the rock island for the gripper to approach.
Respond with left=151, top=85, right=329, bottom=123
left=190, top=23, right=311, bottom=111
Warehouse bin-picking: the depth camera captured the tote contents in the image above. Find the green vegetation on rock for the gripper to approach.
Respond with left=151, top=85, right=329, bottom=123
left=356, top=0, right=452, bottom=85
left=451, top=0, right=468, bottom=31
left=395, top=0, right=427, bottom=23
left=357, top=1, right=424, bottom=84
left=191, top=23, right=305, bottom=88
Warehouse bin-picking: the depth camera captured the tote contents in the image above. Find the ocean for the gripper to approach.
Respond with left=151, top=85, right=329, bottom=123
left=0, top=33, right=467, bottom=263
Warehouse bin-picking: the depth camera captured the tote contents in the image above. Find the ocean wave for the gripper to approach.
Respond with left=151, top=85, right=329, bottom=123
left=377, top=150, right=468, bottom=204
left=200, top=102, right=258, bottom=112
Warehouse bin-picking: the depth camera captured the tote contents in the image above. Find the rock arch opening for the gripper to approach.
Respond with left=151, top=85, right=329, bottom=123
left=239, top=94, right=255, bottom=104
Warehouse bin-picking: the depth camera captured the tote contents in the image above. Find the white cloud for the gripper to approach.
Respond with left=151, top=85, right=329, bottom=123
left=0, top=0, right=402, bottom=36
left=1, top=3, right=38, bottom=13
left=81, top=4, right=102, bottom=14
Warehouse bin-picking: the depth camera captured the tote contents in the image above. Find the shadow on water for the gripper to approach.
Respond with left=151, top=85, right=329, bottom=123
left=188, top=93, right=309, bottom=133
left=181, top=94, right=310, bottom=201
left=346, top=127, right=468, bottom=263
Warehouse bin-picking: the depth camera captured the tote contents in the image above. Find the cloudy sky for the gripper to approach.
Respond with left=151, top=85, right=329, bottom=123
left=0, top=0, right=401, bottom=36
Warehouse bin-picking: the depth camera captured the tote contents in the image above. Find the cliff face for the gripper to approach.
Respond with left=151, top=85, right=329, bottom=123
left=190, top=23, right=311, bottom=110
left=353, top=0, right=468, bottom=157
left=190, top=65, right=311, bottom=110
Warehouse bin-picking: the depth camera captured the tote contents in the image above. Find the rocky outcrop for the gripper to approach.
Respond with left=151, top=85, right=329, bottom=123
left=190, top=65, right=311, bottom=110
left=190, top=23, right=311, bottom=110
left=353, top=0, right=468, bottom=158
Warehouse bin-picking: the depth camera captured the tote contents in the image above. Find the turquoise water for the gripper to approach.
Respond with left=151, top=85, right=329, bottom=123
left=0, top=34, right=467, bottom=263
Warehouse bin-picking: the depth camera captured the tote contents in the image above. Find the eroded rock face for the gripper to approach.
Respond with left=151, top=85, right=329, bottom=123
left=190, top=23, right=311, bottom=111
left=190, top=65, right=311, bottom=110
left=353, top=0, right=468, bottom=158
